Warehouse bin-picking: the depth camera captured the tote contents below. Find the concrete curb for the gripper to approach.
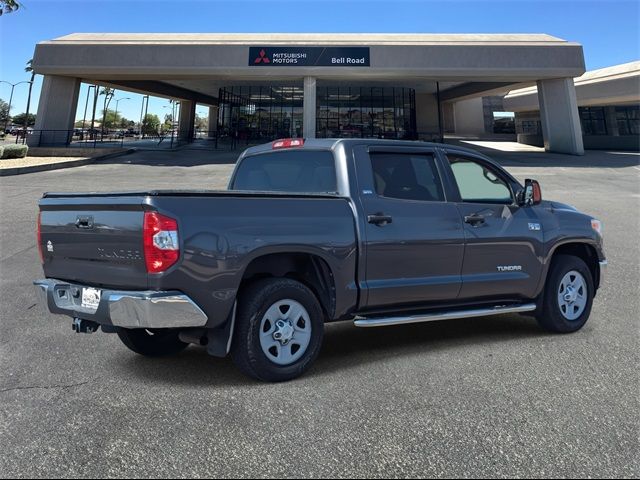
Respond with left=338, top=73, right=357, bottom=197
left=0, top=148, right=137, bottom=176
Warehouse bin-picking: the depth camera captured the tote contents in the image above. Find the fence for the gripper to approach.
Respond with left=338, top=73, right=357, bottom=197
left=8, top=129, right=189, bottom=150
left=4, top=128, right=445, bottom=151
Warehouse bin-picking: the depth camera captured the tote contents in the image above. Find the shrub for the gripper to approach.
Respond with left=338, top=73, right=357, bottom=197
left=1, top=144, right=28, bottom=159
left=0, top=146, right=4, bottom=159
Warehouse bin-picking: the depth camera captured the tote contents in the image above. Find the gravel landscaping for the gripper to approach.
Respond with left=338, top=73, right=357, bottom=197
left=0, top=155, right=90, bottom=169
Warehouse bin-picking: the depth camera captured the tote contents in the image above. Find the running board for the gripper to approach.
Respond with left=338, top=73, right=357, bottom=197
left=353, top=303, right=537, bottom=328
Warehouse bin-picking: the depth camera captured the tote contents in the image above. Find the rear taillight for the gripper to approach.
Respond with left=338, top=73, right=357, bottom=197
left=143, top=211, right=179, bottom=274
left=36, top=211, right=43, bottom=264
left=272, top=138, right=304, bottom=149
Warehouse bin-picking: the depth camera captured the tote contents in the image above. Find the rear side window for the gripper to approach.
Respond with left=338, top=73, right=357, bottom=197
left=370, top=153, right=445, bottom=202
left=231, top=151, right=337, bottom=193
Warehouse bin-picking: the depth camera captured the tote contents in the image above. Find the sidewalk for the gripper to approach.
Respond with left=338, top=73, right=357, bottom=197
left=0, top=148, right=135, bottom=176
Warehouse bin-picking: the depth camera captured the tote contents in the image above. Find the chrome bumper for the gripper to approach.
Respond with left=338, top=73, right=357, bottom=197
left=599, top=260, right=608, bottom=286
left=34, top=279, right=208, bottom=329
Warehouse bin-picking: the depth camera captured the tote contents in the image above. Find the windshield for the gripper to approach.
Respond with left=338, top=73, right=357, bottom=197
left=230, top=150, right=337, bottom=193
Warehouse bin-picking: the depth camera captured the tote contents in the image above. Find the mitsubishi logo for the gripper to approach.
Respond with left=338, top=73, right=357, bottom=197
left=254, top=49, right=270, bottom=64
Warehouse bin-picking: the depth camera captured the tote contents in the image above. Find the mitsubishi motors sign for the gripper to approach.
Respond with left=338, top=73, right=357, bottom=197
left=249, top=46, right=370, bottom=67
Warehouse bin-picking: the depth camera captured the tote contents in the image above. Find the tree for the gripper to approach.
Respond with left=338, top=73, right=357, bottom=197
left=0, top=0, right=20, bottom=15
left=163, top=113, right=173, bottom=132
left=142, top=113, right=160, bottom=135
left=11, top=112, right=36, bottom=127
left=101, top=109, right=123, bottom=130
left=99, top=87, right=115, bottom=134
left=24, top=59, right=36, bottom=131
left=195, top=113, right=208, bottom=131
left=0, top=99, right=9, bottom=126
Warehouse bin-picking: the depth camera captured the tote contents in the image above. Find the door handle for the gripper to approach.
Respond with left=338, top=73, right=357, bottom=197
left=464, top=214, right=485, bottom=226
left=367, top=214, right=393, bottom=226
left=75, top=215, right=94, bottom=229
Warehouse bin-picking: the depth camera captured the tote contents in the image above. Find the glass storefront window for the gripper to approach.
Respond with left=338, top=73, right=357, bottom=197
left=218, top=85, right=304, bottom=142
left=616, top=106, right=639, bottom=136
left=316, top=86, right=416, bottom=139
left=218, top=85, right=417, bottom=141
left=579, top=107, right=607, bottom=135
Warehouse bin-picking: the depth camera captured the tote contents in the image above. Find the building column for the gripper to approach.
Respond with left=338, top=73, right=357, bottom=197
left=28, top=75, right=81, bottom=146
left=303, top=77, right=316, bottom=139
left=537, top=78, right=584, bottom=155
left=178, top=100, right=196, bottom=142
left=208, top=105, right=218, bottom=138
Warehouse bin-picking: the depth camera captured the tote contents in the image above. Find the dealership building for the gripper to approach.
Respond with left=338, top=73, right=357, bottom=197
left=504, top=61, right=639, bottom=151
left=31, top=33, right=591, bottom=154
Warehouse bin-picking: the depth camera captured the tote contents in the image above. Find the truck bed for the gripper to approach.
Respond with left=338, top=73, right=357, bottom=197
left=39, top=190, right=359, bottom=328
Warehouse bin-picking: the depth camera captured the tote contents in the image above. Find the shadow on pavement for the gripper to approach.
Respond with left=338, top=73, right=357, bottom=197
left=311, top=314, right=547, bottom=378
left=117, top=314, right=548, bottom=387
left=98, top=140, right=640, bottom=169
left=98, top=147, right=242, bottom=167
left=447, top=140, right=640, bottom=169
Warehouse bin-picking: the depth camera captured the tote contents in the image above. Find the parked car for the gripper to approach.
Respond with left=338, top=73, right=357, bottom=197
left=14, top=128, right=33, bottom=138
left=34, top=139, right=606, bottom=382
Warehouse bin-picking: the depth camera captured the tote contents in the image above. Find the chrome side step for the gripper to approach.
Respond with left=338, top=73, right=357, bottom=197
left=353, top=303, right=537, bottom=328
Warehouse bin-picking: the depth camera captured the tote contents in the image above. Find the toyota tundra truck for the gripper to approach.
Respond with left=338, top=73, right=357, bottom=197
left=35, top=139, right=607, bottom=382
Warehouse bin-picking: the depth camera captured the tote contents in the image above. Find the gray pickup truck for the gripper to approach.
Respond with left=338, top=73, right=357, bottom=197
left=35, top=139, right=607, bottom=382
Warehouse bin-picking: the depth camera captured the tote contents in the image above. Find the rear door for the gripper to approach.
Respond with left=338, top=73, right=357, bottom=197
left=354, top=146, right=465, bottom=311
left=442, top=151, right=544, bottom=300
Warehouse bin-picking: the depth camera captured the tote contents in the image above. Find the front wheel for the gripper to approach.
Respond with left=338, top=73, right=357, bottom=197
left=536, top=254, right=595, bottom=333
left=231, top=278, right=324, bottom=382
left=117, top=328, right=189, bottom=357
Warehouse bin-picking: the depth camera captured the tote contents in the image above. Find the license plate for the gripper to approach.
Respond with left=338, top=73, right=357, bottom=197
left=81, top=287, right=101, bottom=311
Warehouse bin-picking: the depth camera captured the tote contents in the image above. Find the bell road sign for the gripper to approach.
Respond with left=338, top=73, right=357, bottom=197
left=249, top=47, right=370, bottom=67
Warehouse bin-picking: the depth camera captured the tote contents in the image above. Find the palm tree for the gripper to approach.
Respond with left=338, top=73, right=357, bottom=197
left=1, top=0, right=21, bottom=16
left=99, top=87, right=115, bottom=137
left=23, top=59, right=35, bottom=136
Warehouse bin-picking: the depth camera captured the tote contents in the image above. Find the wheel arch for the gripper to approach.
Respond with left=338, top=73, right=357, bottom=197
left=239, top=251, right=337, bottom=320
left=545, top=240, right=601, bottom=291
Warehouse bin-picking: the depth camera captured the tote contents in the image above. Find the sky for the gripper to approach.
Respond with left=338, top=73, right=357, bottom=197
left=0, top=0, right=638, bottom=124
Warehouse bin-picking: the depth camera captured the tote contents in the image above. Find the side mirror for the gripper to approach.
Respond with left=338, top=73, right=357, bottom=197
left=520, top=179, right=542, bottom=206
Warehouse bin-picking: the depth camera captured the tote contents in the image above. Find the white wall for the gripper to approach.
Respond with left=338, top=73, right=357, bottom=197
left=452, top=97, right=485, bottom=135
left=415, top=93, right=440, bottom=135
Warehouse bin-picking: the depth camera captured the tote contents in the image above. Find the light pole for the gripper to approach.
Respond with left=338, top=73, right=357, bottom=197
left=1, top=80, right=32, bottom=133
left=113, top=97, right=130, bottom=131
left=138, top=95, right=148, bottom=138
left=81, top=85, right=95, bottom=132
left=163, top=100, right=177, bottom=147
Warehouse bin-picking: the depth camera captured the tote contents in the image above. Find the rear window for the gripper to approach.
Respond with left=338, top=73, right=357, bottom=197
left=231, top=151, right=337, bottom=193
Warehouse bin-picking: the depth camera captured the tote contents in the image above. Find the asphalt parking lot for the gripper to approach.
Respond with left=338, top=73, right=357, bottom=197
left=0, top=145, right=638, bottom=478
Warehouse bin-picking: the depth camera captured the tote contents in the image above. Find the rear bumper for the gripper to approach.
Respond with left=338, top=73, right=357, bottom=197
left=34, top=278, right=208, bottom=329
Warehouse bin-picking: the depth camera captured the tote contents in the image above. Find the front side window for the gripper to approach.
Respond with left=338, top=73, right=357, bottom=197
left=448, top=155, right=513, bottom=204
left=370, top=153, right=445, bottom=202
left=231, top=151, right=337, bottom=193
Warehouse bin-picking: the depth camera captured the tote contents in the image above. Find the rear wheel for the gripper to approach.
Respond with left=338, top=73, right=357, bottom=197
left=117, top=328, right=188, bottom=357
left=536, top=254, right=594, bottom=333
left=231, top=278, right=324, bottom=382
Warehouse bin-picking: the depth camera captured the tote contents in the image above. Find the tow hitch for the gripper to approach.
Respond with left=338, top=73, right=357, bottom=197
left=72, top=318, right=99, bottom=334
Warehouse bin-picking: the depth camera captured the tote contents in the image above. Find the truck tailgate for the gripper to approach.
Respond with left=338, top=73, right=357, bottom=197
left=39, top=195, right=148, bottom=289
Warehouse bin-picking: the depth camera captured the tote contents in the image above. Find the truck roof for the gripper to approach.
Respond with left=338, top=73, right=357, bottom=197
left=241, top=138, right=484, bottom=157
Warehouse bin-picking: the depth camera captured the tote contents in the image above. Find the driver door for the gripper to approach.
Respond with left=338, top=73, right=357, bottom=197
left=444, top=152, right=544, bottom=301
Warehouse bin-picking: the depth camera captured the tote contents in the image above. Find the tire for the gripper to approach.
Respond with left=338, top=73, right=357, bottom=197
left=231, top=278, right=325, bottom=382
left=117, top=328, right=189, bottom=357
left=536, top=254, right=595, bottom=333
